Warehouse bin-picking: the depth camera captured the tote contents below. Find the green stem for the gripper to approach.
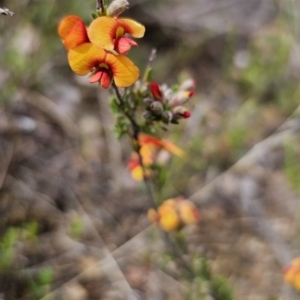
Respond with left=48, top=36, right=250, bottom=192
left=164, top=232, right=195, bottom=279
left=111, top=82, right=195, bottom=280
left=111, top=82, right=157, bottom=208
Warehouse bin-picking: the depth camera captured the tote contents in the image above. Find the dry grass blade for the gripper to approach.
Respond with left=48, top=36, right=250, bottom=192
left=0, top=7, right=14, bottom=16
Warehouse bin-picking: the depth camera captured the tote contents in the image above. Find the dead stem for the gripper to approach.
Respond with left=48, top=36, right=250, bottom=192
left=96, top=0, right=105, bottom=13
left=143, top=48, right=157, bottom=82
left=0, top=7, right=14, bottom=16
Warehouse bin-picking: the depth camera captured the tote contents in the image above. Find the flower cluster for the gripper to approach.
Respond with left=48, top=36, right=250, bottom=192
left=128, top=134, right=184, bottom=181
left=284, top=257, right=300, bottom=291
left=58, top=0, right=145, bottom=89
left=148, top=197, right=200, bottom=232
left=141, top=79, right=195, bottom=124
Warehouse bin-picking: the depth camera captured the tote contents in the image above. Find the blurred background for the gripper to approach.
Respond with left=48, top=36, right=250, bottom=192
left=1, top=0, right=300, bottom=299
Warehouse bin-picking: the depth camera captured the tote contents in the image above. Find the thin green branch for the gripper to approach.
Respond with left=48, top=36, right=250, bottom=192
left=111, top=82, right=197, bottom=280
left=111, top=82, right=157, bottom=208
left=164, top=232, right=195, bottom=278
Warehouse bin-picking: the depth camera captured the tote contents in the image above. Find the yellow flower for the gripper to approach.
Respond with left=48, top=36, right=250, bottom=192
left=127, top=134, right=184, bottom=181
left=177, top=199, right=201, bottom=225
left=68, top=43, right=139, bottom=88
left=58, top=15, right=140, bottom=88
left=58, top=15, right=89, bottom=50
left=148, top=198, right=201, bottom=232
left=157, top=200, right=181, bottom=232
left=88, top=16, right=145, bottom=54
left=284, top=257, right=300, bottom=291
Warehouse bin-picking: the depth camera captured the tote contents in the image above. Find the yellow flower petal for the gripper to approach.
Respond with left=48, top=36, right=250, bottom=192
left=88, top=17, right=116, bottom=51
left=160, top=140, right=185, bottom=157
left=284, top=258, right=300, bottom=291
left=139, top=134, right=184, bottom=157
left=140, top=144, right=155, bottom=166
left=68, top=43, right=106, bottom=75
left=106, top=54, right=140, bottom=87
left=161, top=199, right=177, bottom=208
left=148, top=208, right=159, bottom=223
left=159, top=206, right=180, bottom=232
left=294, top=275, right=300, bottom=291
left=58, top=15, right=89, bottom=50
left=178, top=200, right=200, bottom=225
left=117, top=18, right=145, bottom=38
left=139, top=134, right=162, bottom=148
left=131, top=165, right=144, bottom=181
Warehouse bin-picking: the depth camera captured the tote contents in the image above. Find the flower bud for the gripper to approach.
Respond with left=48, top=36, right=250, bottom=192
left=150, top=101, right=163, bottom=114
left=168, top=90, right=194, bottom=107
left=162, top=89, right=172, bottom=102
left=150, top=82, right=163, bottom=101
left=134, top=80, right=148, bottom=96
left=173, top=106, right=191, bottom=119
left=142, top=111, right=153, bottom=119
left=179, top=78, right=196, bottom=91
left=143, top=97, right=153, bottom=107
left=162, top=111, right=173, bottom=123
left=107, top=0, right=129, bottom=17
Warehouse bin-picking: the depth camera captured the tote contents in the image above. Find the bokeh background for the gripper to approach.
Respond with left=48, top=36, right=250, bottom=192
left=1, top=0, right=300, bottom=299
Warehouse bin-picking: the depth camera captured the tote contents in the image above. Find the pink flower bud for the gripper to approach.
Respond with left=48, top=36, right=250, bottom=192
left=182, top=111, right=191, bottom=118
left=173, top=106, right=191, bottom=119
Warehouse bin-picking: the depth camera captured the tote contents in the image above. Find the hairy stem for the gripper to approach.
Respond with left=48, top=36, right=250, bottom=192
left=112, top=82, right=157, bottom=208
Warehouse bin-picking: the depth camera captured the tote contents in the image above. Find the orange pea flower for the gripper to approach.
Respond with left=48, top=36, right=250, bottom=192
left=284, top=257, right=300, bottom=291
left=88, top=17, right=145, bottom=54
left=58, top=15, right=89, bottom=50
left=58, top=15, right=140, bottom=88
left=148, top=197, right=201, bottom=232
left=128, top=134, right=184, bottom=181
left=68, top=43, right=139, bottom=88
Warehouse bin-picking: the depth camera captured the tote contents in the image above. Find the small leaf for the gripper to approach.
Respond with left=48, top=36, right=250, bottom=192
left=143, top=67, right=153, bottom=83
left=211, top=276, right=234, bottom=300
left=110, top=97, right=122, bottom=114
left=38, top=268, right=53, bottom=285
